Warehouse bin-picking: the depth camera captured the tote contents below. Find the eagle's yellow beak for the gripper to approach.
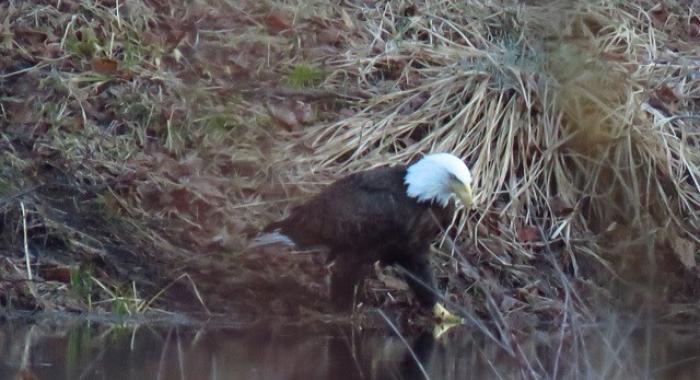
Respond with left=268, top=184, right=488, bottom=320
left=452, top=182, right=474, bottom=210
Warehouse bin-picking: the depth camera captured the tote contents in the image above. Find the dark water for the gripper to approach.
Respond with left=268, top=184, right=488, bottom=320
left=1, top=313, right=700, bottom=380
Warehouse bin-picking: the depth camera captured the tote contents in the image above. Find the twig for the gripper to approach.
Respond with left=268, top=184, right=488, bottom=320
left=20, top=201, right=32, bottom=281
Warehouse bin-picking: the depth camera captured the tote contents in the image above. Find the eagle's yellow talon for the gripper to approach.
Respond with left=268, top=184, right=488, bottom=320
left=433, top=303, right=464, bottom=324
left=432, top=322, right=457, bottom=338
left=432, top=303, right=464, bottom=338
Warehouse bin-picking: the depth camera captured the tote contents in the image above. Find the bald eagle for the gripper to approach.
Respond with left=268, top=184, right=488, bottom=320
left=254, top=153, right=473, bottom=322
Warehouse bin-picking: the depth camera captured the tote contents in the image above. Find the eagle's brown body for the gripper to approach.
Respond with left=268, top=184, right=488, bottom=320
left=264, top=165, right=453, bottom=310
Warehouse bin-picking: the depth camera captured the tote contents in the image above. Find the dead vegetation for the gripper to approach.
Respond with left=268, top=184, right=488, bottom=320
left=1, top=0, right=700, bottom=350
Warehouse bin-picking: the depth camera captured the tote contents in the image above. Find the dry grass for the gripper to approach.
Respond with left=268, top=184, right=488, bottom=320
left=1, top=0, right=700, bottom=369
left=274, top=0, right=700, bottom=318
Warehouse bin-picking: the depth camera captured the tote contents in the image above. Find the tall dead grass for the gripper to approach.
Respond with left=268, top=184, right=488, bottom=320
left=265, top=0, right=700, bottom=317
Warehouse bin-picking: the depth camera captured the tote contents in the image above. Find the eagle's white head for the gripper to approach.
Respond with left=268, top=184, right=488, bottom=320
left=404, top=153, right=473, bottom=208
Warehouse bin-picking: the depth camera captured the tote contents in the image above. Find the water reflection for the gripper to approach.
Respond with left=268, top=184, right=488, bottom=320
left=1, top=314, right=699, bottom=380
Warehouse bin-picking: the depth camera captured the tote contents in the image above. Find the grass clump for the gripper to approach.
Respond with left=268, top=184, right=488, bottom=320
left=285, top=64, right=327, bottom=88
left=70, top=266, right=94, bottom=308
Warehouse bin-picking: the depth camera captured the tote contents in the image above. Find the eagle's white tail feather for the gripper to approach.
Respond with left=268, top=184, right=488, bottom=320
left=248, top=230, right=296, bottom=248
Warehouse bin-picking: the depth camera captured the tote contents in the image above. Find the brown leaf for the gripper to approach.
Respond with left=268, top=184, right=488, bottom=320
left=654, top=84, right=678, bottom=103
left=669, top=234, right=696, bottom=270
left=57, top=0, right=80, bottom=12
left=649, top=6, right=668, bottom=28
left=91, top=57, right=119, bottom=74
left=38, top=265, right=72, bottom=283
left=14, top=27, right=48, bottom=45
left=689, top=16, right=700, bottom=40
left=517, top=224, right=539, bottom=242
left=403, top=5, right=418, bottom=17
left=550, top=196, right=574, bottom=217
left=650, top=84, right=679, bottom=114
left=317, top=27, right=343, bottom=46
left=45, top=42, right=63, bottom=58
left=3, top=99, right=35, bottom=124
left=265, top=12, right=292, bottom=34
left=268, top=102, right=300, bottom=131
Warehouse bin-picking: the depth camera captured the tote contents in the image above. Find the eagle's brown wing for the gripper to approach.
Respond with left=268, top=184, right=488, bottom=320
left=267, top=165, right=430, bottom=254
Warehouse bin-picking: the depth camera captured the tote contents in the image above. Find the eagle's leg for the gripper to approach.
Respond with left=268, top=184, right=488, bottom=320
left=397, top=254, right=463, bottom=326
left=397, top=254, right=437, bottom=308
left=330, top=254, right=369, bottom=312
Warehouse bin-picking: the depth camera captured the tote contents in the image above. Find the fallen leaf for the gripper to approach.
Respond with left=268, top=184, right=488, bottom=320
left=57, top=0, right=80, bottom=12
left=655, top=84, right=678, bottom=103
left=689, top=16, right=700, bottom=40
left=3, top=99, right=35, bottom=124
left=649, top=6, right=668, bottom=28
left=550, top=196, right=574, bottom=216
left=14, top=27, right=48, bottom=45
left=317, top=27, right=343, bottom=46
left=403, top=4, right=418, bottom=17
left=38, top=265, right=72, bottom=283
left=268, top=102, right=300, bottom=131
left=669, top=234, right=696, bottom=270
left=265, top=12, right=292, bottom=34
left=650, top=84, right=679, bottom=114
left=517, top=224, right=539, bottom=242
left=91, top=57, right=119, bottom=74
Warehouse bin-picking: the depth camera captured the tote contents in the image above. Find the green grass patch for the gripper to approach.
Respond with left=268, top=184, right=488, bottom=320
left=70, top=266, right=94, bottom=309
left=284, top=64, right=327, bottom=88
left=65, top=27, right=101, bottom=59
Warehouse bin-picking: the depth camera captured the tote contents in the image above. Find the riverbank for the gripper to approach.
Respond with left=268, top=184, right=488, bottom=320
left=2, top=0, right=700, bottom=332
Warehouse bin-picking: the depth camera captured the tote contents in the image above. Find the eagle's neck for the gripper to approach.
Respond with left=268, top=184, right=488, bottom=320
left=404, top=164, right=453, bottom=208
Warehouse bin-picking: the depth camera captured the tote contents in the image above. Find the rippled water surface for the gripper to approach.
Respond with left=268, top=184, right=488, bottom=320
left=1, top=313, right=699, bottom=380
